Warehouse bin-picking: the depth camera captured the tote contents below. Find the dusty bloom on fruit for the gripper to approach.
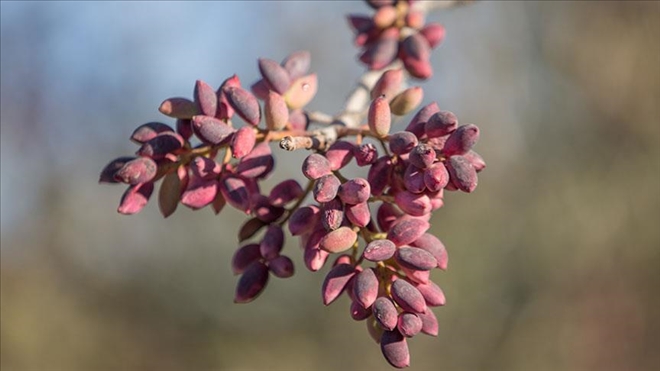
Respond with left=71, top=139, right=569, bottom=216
left=99, top=1, right=484, bottom=368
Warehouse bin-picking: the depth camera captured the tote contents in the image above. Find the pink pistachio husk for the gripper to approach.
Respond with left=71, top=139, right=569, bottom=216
left=353, top=268, right=379, bottom=309
left=281, top=50, right=311, bottom=80
left=236, top=142, right=274, bottom=179
left=234, top=261, right=269, bottom=303
left=446, top=155, right=478, bottom=193
left=319, top=226, right=358, bottom=254
left=115, top=157, right=158, bottom=185
left=192, top=115, right=235, bottom=145
left=391, top=278, right=427, bottom=314
left=268, top=179, right=304, bottom=206
left=117, top=182, right=154, bottom=215
left=264, top=91, right=289, bottom=131
left=258, top=58, right=292, bottom=95
left=269, top=255, right=294, bottom=278
left=368, top=96, right=392, bottom=138
left=387, top=218, right=430, bottom=247
left=231, top=243, right=262, bottom=275
left=224, top=86, right=261, bottom=126
left=406, top=102, right=440, bottom=139
left=130, top=122, right=173, bottom=144
left=180, top=174, right=218, bottom=210
left=216, top=74, right=241, bottom=120
left=231, top=126, right=257, bottom=159
left=371, top=68, right=404, bottom=101
left=321, top=263, right=357, bottom=305
left=325, top=140, right=355, bottom=171
left=345, top=202, right=371, bottom=228
left=194, top=80, right=218, bottom=117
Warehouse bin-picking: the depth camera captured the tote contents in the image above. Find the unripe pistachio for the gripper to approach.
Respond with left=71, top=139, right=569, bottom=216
left=234, top=261, right=269, bottom=303
left=264, top=91, right=289, bottom=131
left=406, top=102, right=439, bottom=139
left=390, top=87, right=423, bottom=116
left=368, top=96, right=392, bottom=138
left=368, top=156, right=393, bottom=196
left=136, top=132, right=184, bottom=159
left=371, top=68, right=404, bottom=101
left=408, top=144, right=436, bottom=169
left=190, top=157, right=221, bottom=180
left=424, top=162, right=449, bottom=192
left=181, top=175, right=218, bottom=210
left=288, top=205, right=320, bottom=236
left=269, top=255, right=294, bottom=278
left=194, top=79, right=218, bottom=117
left=320, top=226, right=358, bottom=254
left=418, top=307, right=439, bottom=336
left=216, top=74, right=241, bottom=120
left=231, top=126, right=257, bottom=159
left=373, top=6, right=397, bottom=29
left=325, top=141, right=355, bottom=171
left=117, top=182, right=154, bottom=215
left=236, top=142, right=274, bottom=179
left=395, top=190, right=432, bottom=216
left=338, top=178, right=371, bottom=205
left=387, top=218, right=430, bottom=247
left=443, top=124, right=480, bottom=156
left=373, top=297, right=398, bottom=331
left=231, top=243, right=262, bottom=275
left=322, top=263, right=356, bottom=305
left=322, top=197, right=344, bottom=231
left=345, top=202, right=371, bottom=228
left=115, top=157, right=158, bottom=185
left=395, top=246, right=438, bottom=271
left=363, top=239, right=396, bottom=262
left=410, top=233, right=448, bottom=270
left=302, top=153, right=332, bottom=180
left=281, top=50, right=311, bottom=81
left=268, top=179, right=303, bottom=206
left=100, top=157, right=135, bottom=184
left=159, top=97, right=201, bottom=119
left=260, top=224, right=285, bottom=260
left=314, top=174, right=341, bottom=203
left=131, top=122, right=173, bottom=144
left=219, top=175, right=252, bottom=214
left=284, top=74, right=317, bottom=110
left=463, top=150, right=486, bottom=173
left=353, top=268, right=379, bottom=309
left=224, top=86, right=261, bottom=126
left=420, top=23, right=446, bottom=49
left=192, top=115, right=235, bottom=145
left=258, top=58, right=291, bottom=95
left=389, top=131, right=418, bottom=155
left=446, top=155, right=478, bottom=193
left=403, top=164, right=426, bottom=194
left=416, top=280, right=446, bottom=307
left=354, top=143, right=378, bottom=166
left=397, top=312, right=423, bottom=338
left=360, top=28, right=399, bottom=70
left=391, top=279, right=427, bottom=314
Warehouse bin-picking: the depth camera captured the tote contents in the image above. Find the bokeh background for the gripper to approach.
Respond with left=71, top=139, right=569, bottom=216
left=1, top=1, right=658, bottom=370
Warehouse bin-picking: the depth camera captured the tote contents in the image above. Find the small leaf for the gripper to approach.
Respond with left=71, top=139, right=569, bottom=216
left=238, top=217, right=267, bottom=242
left=158, top=170, right=183, bottom=218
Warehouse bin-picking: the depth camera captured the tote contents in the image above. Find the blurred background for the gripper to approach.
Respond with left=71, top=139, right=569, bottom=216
left=1, top=1, right=658, bottom=370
